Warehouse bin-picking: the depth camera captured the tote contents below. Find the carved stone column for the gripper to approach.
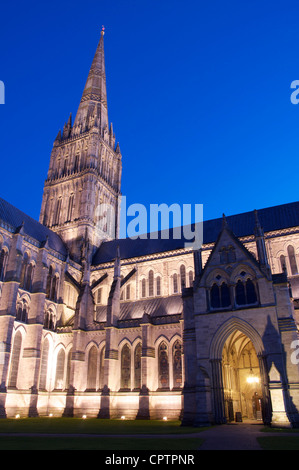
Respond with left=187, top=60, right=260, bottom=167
left=211, top=358, right=226, bottom=424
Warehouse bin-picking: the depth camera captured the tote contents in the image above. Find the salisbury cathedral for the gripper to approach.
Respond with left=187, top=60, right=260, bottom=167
left=0, top=30, right=299, bottom=427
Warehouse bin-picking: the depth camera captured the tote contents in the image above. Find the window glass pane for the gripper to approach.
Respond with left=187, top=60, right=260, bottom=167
left=148, top=270, right=154, bottom=296
left=236, top=280, right=246, bottom=305
left=9, top=332, right=22, bottom=388
left=221, top=282, right=231, bottom=307
left=158, top=342, right=169, bottom=389
left=39, top=338, right=49, bottom=390
left=246, top=279, right=257, bottom=304
left=173, top=341, right=182, bottom=388
left=156, top=276, right=161, bottom=296
left=180, top=265, right=186, bottom=289
left=173, top=274, right=178, bottom=294
left=121, top=345, right=131, bottom=389
left=87, top=346, right=97, bottom=390
left=55, top=349, right=65, bottom=389
left=211, top=283, right=220, bottom=308
left=134, top=343, right=142, bottom=389
left=288, top=245, right=298, bottom=275
left=280, top=255, right=287, bottom=273
left=141, top=279, right=146, bottom=298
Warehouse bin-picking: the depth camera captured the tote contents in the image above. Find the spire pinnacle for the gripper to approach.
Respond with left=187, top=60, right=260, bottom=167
left=74, top=29, right=108, bottom=131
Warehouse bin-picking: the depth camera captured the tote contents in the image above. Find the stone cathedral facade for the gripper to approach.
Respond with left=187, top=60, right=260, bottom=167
left=0, top=31, right=299, bottom=426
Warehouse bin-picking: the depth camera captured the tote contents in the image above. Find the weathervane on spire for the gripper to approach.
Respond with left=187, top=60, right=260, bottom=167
left=101, top=25, right=105, bottom=36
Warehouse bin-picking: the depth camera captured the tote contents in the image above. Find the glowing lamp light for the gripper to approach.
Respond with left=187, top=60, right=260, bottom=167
left=82, top=414, right=87, bottom=419
left=163, top=416, right=168, bottom=421
left=246, top=376, right=259, bottom=384
left=15, top=414, right=20, bottom=419
left=121, top=416, right=126, bottom=420
left=49, top=413, right=53, bottom=417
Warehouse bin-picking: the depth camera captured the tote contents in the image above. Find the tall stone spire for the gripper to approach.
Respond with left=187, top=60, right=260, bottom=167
left=74, top=26, right=108, bottom=132
left=40, top=27, right=122, bottom=262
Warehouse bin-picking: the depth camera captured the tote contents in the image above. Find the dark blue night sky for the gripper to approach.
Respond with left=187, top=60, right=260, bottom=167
left=0, top=0, right=298, bottom=228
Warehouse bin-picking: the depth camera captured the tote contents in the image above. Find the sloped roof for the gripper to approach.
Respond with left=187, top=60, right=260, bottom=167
left=96, top=295, right=183, bottom=322
left=92, top=201, right=299, bottom=265
left=0, top=197, right=68, bottom=257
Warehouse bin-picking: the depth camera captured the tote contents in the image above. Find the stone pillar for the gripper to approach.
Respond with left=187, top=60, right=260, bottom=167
left=211, top=358, right=226, bottom=424
left=181, top=294, right=197, bottom=426
left=97, top=326, right=119, bottom=419
left=258, top=353, right=272, bottom=425
left=136, top=317, right=154, bottom=419
left=193, top=366, right=213, bottom=427
left=268, top=363, right=291, bottom=427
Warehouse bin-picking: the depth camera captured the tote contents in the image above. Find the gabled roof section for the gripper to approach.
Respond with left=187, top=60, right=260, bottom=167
left=96, top=295, right=183, bottom=323
left=92, top=201, right=299, bottom=265
left=0, top=197, right=68, bottom=257
left=197, top=215, right=265, bottom=282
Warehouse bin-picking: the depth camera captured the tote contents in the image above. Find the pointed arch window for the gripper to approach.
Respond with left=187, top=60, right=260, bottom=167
left=211, top=283, right=221, bottom=308
left=74, top=154, right=80, bottom=172
left=210, top=282, right=231, bottom=309
left=173, top=273, right=178, bottom=294
left=173, top=340, right=182, bottom=389
left=53, top=197, right=62, bottom=225
left=245, top=279, right=257, bottom=304
left=46, top=267, right=59, bottom=303
left=63, top=158, right=68, bottom=175
left=86, top=346, right=97, bottom=390
left=99, top=347, right=105, bottom=390
left=288, top=245, right=298, bottom=275
left=220, top=282, right=231, bottom=307
left=16, top=300, right=28, bottom=323
left=44, top=308, right=56, bottom=331
left=141, top=278, right=146, bottom=298
left=39, top=338, right=50, bottom=390
left=65, top=348, right=72, bottom=391
left=8, top=331, right=22, bottom=388
left=235, top=278, right=258, bottom=306
left=55, top=349, right=65, bottom=390
left=134, top=343, right=142, bottom=390
left=280, top=254, right=287, bottom=273
left=156, top=276, right=161, bottom=296
left=180, top=265, right=186, bottom=290
left=46, top=266, right=53, bottom=298
left=67, top=194, right=74, bottom=222
left=19, top=253, right=29, bottom=289
left=23, top=262, right=34, bottom=292
left=126, top=284, right=131, bottom=300
left=120, top=344, right=131, bottom=390
left=158, top=342, right=169, bottom=389
left=236, top=280, right=246, bottom=305
left=0, top=248, right=8, bottom=282
left=148, top=270, right=154, bottom=297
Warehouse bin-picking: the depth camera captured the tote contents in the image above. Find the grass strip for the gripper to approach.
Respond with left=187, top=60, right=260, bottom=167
left=0, top=435, right=203, bottom=451
left=257, top=436, right=299, bottom=450
left=0, top=418, right=205, bottom=435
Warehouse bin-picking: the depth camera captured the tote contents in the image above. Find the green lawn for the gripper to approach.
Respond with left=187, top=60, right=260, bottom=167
left=257, top=436, right=299, bottom=450
left=0, top=417, right=205, bottom=435
left=0, top=435, right=203, bottom=450
left=0, top=418, right=206, bottom=450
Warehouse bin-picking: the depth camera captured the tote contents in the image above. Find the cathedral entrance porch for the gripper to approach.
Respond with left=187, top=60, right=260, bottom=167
left=222, top=331, right=263, bottom=423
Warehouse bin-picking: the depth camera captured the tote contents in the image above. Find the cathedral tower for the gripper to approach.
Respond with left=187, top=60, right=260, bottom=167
left=39, top=28, right=122, bottom=262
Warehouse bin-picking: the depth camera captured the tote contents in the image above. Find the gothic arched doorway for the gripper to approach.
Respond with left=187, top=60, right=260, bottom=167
left=222, top=331, right=263, bottom=422
left=209, top=318, right=271, bottom=425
